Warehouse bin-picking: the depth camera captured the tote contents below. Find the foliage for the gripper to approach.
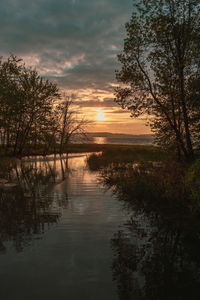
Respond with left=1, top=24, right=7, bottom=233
left=98, top=159, right=200, bottom=299
left=0, top=55, right=60, bottom=155
left=0, top=55, right=89, bottom=156
left=115, top=0, right=200, bottom=161
left=87, top=145, right=166, bottom=171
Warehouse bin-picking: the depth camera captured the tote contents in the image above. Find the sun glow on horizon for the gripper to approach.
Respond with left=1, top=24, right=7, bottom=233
left=96, top=109, right=106, bottom=121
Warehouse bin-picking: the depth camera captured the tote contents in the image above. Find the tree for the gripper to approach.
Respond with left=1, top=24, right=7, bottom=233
left=0, top=55, right=23, bottom=149
left=0, top=55, right=60, bottom=155
left=0, top=55, right=90, bottom=156
left=115, top=0, right=200, bottom=160
left=56, top=96, right=89, bottom=154
left=14, top=68, right=60, bottom=155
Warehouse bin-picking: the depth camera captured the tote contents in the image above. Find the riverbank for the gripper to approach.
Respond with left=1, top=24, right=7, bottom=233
left=0, top=144, right=165, bottom=173
left=0, top=143, right=103, bottom=157
left=2, top=142, right=200, bottom=175
left=87, top=144, right=167, bottom=170
left=0, top=146, right=200, bottom=299
left=0, top=143, right=164, bottom=158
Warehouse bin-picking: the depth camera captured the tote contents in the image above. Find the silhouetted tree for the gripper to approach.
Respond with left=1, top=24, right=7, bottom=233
left=56, top=96, right=90, bottom=154
left=0, top=55, right=60, bottom=155
left=115, top=0, right=200, bottom=160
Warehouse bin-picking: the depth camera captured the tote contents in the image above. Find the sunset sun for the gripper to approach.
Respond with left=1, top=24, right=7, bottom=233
left=96, top=110, right=105, bottom=121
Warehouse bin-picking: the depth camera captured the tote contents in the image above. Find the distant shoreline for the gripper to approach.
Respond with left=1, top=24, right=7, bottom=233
left=75, top=132, right=154, bottom=145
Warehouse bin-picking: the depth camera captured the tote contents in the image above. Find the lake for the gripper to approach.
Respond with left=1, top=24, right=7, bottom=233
left=1, top=153, right=200, bottom=300
left=91, top=136, right=153, bottom=145
left=74, top=132, right=154, bottom=145
left=0, top=154, right=129, bottom=300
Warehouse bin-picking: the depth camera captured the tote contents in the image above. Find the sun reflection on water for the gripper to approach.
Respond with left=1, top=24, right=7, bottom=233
left=93, top=137, right=108, bottom=144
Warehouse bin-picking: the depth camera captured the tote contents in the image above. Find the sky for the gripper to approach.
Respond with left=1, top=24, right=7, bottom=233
left=0, top=0, right=151, bottom=134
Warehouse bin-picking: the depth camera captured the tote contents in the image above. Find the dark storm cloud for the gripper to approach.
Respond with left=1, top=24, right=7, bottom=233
left=0, top=0, right=134, bottom=93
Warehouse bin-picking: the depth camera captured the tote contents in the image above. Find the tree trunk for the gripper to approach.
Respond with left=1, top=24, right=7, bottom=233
left=179, top=68, right=194, bottom=160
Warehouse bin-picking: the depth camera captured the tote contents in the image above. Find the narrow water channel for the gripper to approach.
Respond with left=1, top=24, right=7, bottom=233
left=0, top=154, right=129, bottom=300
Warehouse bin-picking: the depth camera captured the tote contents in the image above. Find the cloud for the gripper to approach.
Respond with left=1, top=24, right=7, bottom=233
left=74, top=97, right=119, bottom=108
left=0, top=0, right=151, bottom=134
left=0, top=0, right=134, bottom=92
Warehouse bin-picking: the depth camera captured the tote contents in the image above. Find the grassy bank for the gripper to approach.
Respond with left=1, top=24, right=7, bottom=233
left=0, top=144, right=165, bottom=173
left=0, top=143, right=104, bottom=157
left=0, top=143, right=165, bottom=158
left=87, top=144, right=167, bottom=171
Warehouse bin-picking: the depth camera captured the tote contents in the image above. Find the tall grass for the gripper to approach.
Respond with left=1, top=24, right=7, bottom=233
left=87, top=145, right=167, bottom=171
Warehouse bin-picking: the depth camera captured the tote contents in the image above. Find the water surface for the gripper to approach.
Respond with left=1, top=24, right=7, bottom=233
left=0, top=154, right=129, bottom=300
left=2, top=154, right=198, bottom=300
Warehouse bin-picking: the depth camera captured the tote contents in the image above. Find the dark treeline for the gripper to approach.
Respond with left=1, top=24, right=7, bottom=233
left=0, top=55, right=88, bottom=156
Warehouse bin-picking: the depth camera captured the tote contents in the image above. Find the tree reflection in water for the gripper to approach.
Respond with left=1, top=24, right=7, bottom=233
left=101, top=161, right=200, bottom=300
left=0, top=155, right=69, bottom=253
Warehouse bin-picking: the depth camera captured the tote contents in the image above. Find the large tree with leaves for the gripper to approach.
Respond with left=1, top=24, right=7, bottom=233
left=0, top=55, right=60, bottom=155
left=115, top=0, right=200, bottom=160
